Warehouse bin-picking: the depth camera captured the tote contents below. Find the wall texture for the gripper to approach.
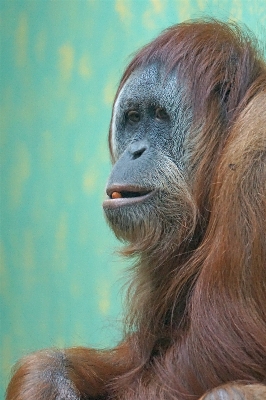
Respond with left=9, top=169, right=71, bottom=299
left=0, top=0, right=265, bottom=398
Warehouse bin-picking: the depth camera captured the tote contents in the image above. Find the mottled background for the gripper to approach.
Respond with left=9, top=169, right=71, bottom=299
left=0, top=0, right=265, bottom=398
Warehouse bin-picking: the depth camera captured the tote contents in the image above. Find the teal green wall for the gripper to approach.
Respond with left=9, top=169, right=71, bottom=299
left=0, top=0, right=265, bottom=398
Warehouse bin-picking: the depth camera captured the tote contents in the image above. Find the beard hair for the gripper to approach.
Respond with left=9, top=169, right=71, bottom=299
left=104, top=157, right=197, bottom=256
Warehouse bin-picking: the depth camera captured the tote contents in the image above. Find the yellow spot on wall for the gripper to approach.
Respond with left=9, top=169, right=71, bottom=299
left=83, top=170, right=97, bottom=194
left=142, top=9, right=156, bottom=30
left=229, top=0, right=243, bottom=21
left=115, top=0, right=132, bottom=25
left=103, top=77, right=116, bottom=105
left=142, top=0, right=165, bottom=30
left=58, top=44, right=74, bottom=81
left=15, top=12, right=28, bottom=67
left=9, top=142, right=31, bottom=209
left=178, top=0, right=192, bottom=22
left=78, top=54, right=92, bottom=79
left=97, top=280, right=111, bottom=315
left=151, top=0, right=164, bottom=14
left=55, top=337, right=66, bottom=348
left=196, top=0, right=208, bottom=10
left=35, top=30, right=46, bottom=62
left=99, top=298, right=110, bottom=315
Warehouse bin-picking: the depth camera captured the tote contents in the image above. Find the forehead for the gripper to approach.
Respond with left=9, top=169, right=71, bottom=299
left=115, top=64, right=178, bottom=107
left=123, top=64, right=161, bottom=90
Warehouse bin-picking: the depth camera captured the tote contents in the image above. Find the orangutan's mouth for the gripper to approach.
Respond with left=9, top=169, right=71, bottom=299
left=103, top=185, right=154, bottom=208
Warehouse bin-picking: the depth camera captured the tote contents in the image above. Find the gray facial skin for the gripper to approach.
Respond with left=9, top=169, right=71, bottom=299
left=111, top=64, right=191, bottom=168
left=103, top=64, right=195, bottom=246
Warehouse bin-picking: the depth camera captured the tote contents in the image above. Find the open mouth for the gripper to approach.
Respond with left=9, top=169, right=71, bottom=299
left=103, top=185, right=154, bottom=208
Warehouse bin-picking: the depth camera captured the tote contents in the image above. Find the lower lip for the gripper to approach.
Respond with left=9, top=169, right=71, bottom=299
left=102, top=191, right=154, bottom=209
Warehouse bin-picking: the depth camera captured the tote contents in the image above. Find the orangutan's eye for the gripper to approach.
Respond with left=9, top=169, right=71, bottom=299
left=126, top=110, right=140, bottom=123
left=155, top=107, right=169, bottom=121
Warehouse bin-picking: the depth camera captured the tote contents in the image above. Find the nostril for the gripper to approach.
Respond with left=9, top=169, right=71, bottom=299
left=132, top=147, right=146, bottom=160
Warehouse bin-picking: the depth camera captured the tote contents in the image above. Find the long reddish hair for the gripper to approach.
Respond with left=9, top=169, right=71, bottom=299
left=108, top=20, right=266, bottom=398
